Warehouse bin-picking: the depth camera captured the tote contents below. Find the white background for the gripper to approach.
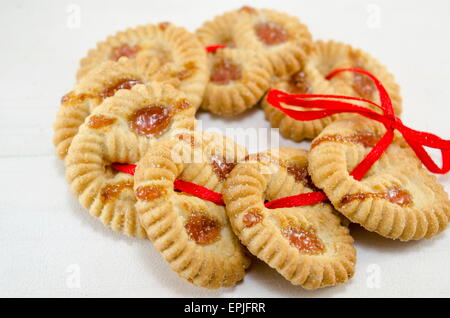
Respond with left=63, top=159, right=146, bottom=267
left=1, top=0, right=449, bottom=297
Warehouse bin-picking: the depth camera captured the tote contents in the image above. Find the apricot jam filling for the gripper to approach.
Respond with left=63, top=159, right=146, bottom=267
left=110, top=44, right=140, bottom=61
left=101, top=180, right=133, bottom=202
left=185, top=212, right=221, bottom=245
left=341, top=187, right=412, bottom=207
left=288, top=70, right=312, bottom=94
left=210, top=155, right=236, bottom=181
left=210, top=58, right=242, bottom=85
left=175, top=62, right=197, bottom=81
left=100, top=79, right=142, bottom=99
left=129, top=105, right=171, bottom=137
left=311, top=132, right=381, bottom=149
left=353, top=71, right=376, bottom=100
left=282, top=226, right=325, bottom=255
left=243, top=208, right=263, bottom=227
left=286, top=164, right=318, bottom=190
left=255, top=21, right=288, bottom=46
left=88, top=114, right=117, bottom=129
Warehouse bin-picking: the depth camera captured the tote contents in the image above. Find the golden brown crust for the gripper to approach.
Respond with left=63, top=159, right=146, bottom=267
left=223, top=148, right=356, bottom=290
left=77, top=22, right=208, bottom=108
left=65, top=83, right=195, bottom=237
left=308, top=116, right=450, bottom=241
left=201, top=48, right=272, bottom=116
left=134, top=131, right=250, bottom=288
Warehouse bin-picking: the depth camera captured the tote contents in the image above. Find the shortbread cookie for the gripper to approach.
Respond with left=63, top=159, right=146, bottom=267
left=134, top=131, right=250, bottom=288
left=308, top=116, right=450, bottom=241
left=262, top=41, right=356, bottom=141
left=54, top=57, right=164, bottom=159
left=223, top=148, right=356, bottom=290
left=65, top=83, right=195, bottom=237
left=201, top=48, right=272, bottom=116
left=77, top=22, right=208, bottom=108
left=197, top=7, right=312, bottom=76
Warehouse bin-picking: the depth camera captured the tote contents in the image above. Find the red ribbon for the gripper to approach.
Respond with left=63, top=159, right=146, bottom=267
left=111, top=163, right=327, bottom=208
left=267, top=68, right=450, bottom=179
left=205, top=44, right=227, bottom=53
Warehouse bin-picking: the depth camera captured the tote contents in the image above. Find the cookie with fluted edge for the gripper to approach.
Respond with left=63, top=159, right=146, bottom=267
left=134, top=131, right=250, bottom=288
left=65, top=82, right=195, bottom=238
left=54, top=57, right=166, bottom=159
left=308, top=116, right=450, bottom=241
left=201, top=48, right=272, bottom=116
left=77, top=22, right=208, bottom=108
left=223, top=148, right=356, bottom=290
left=262, top=40, right=402, bottom=142
left=197, top=6, right=312, bottom=77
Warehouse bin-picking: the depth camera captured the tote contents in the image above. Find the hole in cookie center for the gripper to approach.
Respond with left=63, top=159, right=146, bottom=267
left=129, top=105, right=172, bottom=137
left=255, top=21, right=288, bottom=46
left=110, top=44, right=140, bottom=61
left=185, top=212, right=221, bottom=245
left=210, top=58, right=242, bottom=85
left=283, top=226, right=324, bottom=255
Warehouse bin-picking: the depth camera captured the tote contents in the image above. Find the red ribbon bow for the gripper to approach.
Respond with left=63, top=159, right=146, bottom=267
left=267, top=68, right=450, bottom=180
left=111, top=163, right=327, bottom=208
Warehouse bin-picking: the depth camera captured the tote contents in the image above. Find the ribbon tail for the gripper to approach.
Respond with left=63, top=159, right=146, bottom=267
left=350, top=130, right=394, bottom=180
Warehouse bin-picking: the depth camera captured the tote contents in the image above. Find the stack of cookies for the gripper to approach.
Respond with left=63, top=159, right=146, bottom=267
left=53, top=6, right=450, bottom=290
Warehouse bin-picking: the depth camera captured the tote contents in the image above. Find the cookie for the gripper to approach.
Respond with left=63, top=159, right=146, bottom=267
left=77, top=22, right=208, bottom=108
left=344, top=43, right=402, bottom=115
left=134, top=131, right=250, bottom=288
left=65, top=82, right=195, bottom=237
left=54, top=57, right=164, bottom=159
left=308, top=116, right=450, bottom=241
left=201, top=48, right=272, bottom=116
left=262, top=40, right=402, bottom=142
left=223, top=148, right=356, bottom=290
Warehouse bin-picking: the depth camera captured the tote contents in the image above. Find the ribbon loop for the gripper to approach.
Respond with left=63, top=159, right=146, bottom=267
left=267, top=68, right=450, bottom=177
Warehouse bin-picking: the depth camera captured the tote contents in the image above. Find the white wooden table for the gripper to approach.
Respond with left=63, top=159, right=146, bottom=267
left=1, top=0, right=449, bottom=297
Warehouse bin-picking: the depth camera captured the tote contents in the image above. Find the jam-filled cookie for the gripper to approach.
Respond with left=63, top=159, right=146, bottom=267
left=134, top=131, right=250, bottom=288
left=262, top=40, right=402, bottom=142
left=65, top=83, right=195, bottom=237
left=308, top=117, right=450, bottom=241
left=77, top=22, right=208, bottom=108
left=54, top=57, right=164, bottom=159
left=223, top=148, right=356, bottom=290
left=197, top=7, right=312, bottom=77
left=339, top=42, right=402, bottom=115
left=201, top=48, right=272, bottom=116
